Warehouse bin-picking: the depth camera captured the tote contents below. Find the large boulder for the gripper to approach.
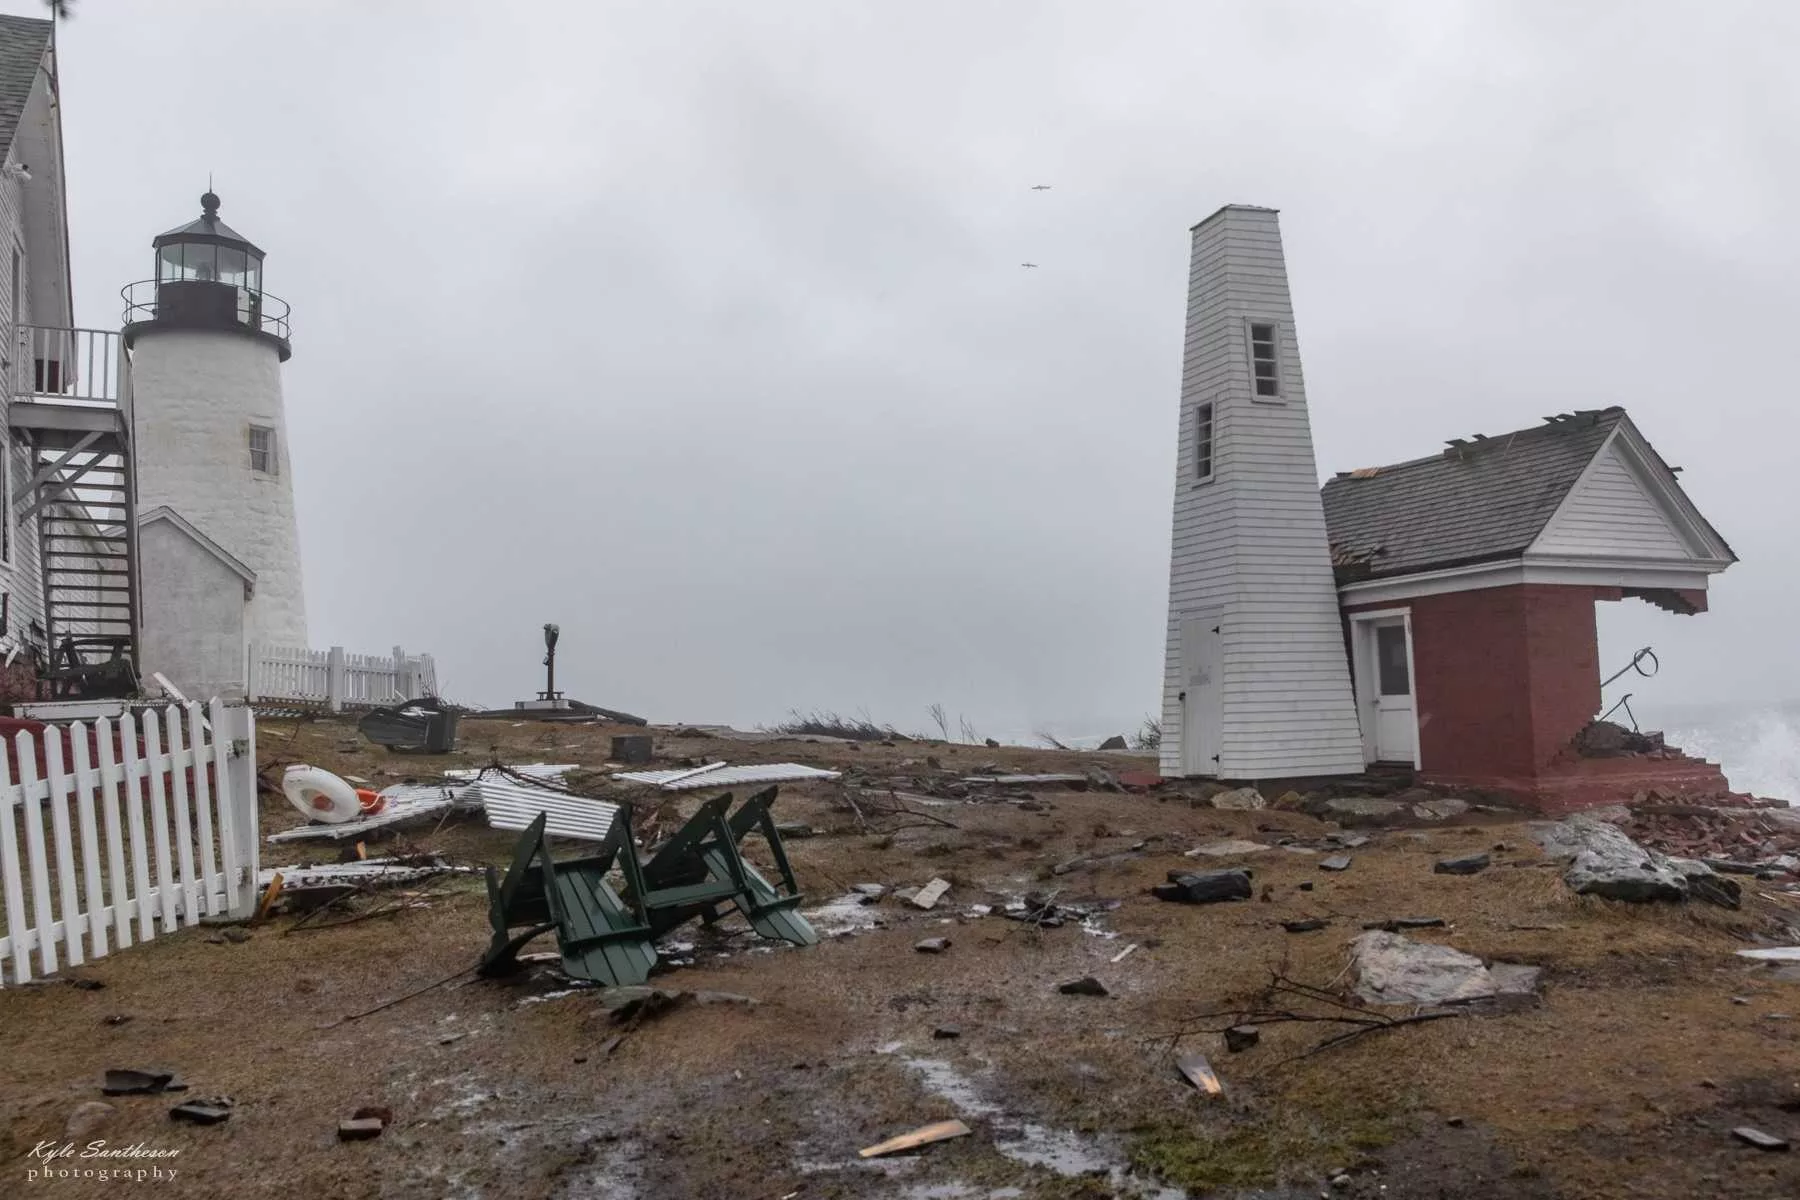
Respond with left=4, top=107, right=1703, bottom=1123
left=1352, top=931, right=1498, bottom=1006
left=1210, top=787, right=1266, bottom=811
left=1535, top=816, right=1687, bottom=902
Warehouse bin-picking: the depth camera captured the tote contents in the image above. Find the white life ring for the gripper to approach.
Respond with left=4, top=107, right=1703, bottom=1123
left=282, top=764, right=362, bottom=824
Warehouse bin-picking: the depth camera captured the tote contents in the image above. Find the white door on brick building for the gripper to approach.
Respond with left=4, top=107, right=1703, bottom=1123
left=1350, top=610, right=1419, bottom=766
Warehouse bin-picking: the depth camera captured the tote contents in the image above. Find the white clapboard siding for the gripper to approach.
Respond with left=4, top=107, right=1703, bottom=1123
left=1161, top=205, right=1365, bottom=779
left=1531, top=436, right=1691, bottom=559
left=0, top=702, right=259, bottom=986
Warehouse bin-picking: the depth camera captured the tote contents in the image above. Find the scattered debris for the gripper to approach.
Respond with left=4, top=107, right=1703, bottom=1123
left=1098, top=735, right=1129, bottom=751
left=1283, top=919, right=1328, bottom=933
left=1412, top=798, right=1470, bottom=821
left=357, top=697, right=459, bottom=754
left=859, top=1119, right=972, bottom=1159
left=102, top=1068, right=176, bottom=1095
left=1110, top=943, right=1139, bottom=964
left=911, top=878, right=952, bottom=910
left=611, top=734, right=654, bottom=765
left=1732, top=1127, right=1791, bottom=1152
left=1153, top=868, right=1252, bottom=905
left=1175, top=1054, right=1223, bottom=1096
left=614, top=761, right=842, bottom=790
left=1059, top=976, right=1109, bottom=997
left=1362, top=917, right=1447, bottom=932
left=266, top=782, right=462, bottom=844
left=1319, top=854, right=1352, bottom=872
left=1187, top=839, right=1268, bottom=858
left=1223, top=1025, right=1260, bottom=1053
left=1434, top=853, right=1491, bottom=875
left=169, top=1097, right=234, bottom=1125
left=915, top=937, right=951, bottom=954
left=1736, top=948, right=1800, bottom=962
left=1178, top=970, right=1465, bottom=1061
left=851, top=883, right=886, bottom=898
left=339, top=1117, right=386, bottom=1141
left=933, top=1025, right=962, bottom=1039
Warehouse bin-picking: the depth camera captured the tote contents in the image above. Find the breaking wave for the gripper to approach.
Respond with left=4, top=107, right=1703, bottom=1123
left=1642, top=700, right=1800, bottom=806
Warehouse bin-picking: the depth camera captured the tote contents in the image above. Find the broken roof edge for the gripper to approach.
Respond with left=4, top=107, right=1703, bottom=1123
left=138, top=505, right=257, bottom=590
left=1601, top=417, right=1738, bottom=564
left=1325, top=407, right=1628, bottom=485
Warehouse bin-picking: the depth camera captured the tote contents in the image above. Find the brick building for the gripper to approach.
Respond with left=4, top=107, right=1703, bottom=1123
left=1321, top=407, right=1736, bottom=809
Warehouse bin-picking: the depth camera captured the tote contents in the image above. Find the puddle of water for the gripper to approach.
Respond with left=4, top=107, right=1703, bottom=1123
left=894, top=1056, right=1186, bottom=1199
left=806, top=893, right=885, bottom=935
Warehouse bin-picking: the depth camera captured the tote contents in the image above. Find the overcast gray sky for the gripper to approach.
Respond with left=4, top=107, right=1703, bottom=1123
left=31, top=0, right=1800, bottom=740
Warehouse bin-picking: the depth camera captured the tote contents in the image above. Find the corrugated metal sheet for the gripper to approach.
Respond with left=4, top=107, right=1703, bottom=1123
left=265, top=783, right=468, bottom=843
left=472, top=774, right=622, bottom=842
left=612, top=762, right=842, bottom=791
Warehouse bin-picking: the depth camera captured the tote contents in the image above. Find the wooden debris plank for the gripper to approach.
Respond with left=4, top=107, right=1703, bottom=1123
left=858, top=1119, right=972, bottom=1158
left=1176, top=1054, right=1224, bottom=1096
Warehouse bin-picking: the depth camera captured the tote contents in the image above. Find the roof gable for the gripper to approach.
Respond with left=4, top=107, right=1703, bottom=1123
left=1322, top=408, right=1622, bottom=581
left=1529, top=418, right=1735, bottom=565
left=0, top=15, right=49, bottom=168
left=138, top=506, right=256, bottom=591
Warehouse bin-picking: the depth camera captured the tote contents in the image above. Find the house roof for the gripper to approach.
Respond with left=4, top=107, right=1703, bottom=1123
left=0, top=15, right=50, bottom=169
left=138, top=505, right=256, bottom=590
left=1321, top=407, right=1731, bottom=582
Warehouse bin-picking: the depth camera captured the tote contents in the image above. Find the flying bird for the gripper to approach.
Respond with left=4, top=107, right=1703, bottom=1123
left=1030, top=184, right=1052, bottom=191
left=1020, top=262, right=1039, bottom=269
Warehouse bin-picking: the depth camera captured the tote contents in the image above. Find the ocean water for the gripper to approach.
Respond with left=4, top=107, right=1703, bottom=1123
left=1642, top=699, right=1800, bottom=805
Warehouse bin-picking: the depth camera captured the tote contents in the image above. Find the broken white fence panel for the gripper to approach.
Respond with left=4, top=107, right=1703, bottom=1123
left=612, top=762, right=842, bottom=791
left=0, top=703, right=260, bottom=987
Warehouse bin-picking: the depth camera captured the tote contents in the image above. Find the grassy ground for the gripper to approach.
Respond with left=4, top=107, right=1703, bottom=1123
left=1, top=717, right=1797, bottom=1199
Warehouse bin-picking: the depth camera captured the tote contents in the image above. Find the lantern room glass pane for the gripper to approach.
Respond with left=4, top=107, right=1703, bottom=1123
left=245, top=254, right=262, bottom=293
left=185, top=242, right=218, bottom=282
left=158, top=244, right=184, bottom=282
left=217, top=246, right=248, bottom=287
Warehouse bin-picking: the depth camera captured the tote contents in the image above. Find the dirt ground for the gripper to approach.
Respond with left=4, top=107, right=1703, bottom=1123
left=3, top=718, right=1799, bottom=1199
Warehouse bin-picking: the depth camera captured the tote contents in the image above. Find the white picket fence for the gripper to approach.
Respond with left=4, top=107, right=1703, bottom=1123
left=246, top=643, right=439, bottom=712
left=0, top=701, right=258, bottom=986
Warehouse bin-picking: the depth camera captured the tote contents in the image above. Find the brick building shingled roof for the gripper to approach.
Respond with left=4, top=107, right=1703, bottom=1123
left=0, top=14, right=50, bottom=169
left=1320, top=407, right=1627, bottom=582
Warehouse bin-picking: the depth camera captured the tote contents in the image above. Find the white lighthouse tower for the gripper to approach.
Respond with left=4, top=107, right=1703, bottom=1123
left=1158, top=206, right=1364, bottom=780
left=126, top=191, right=307, bottom=692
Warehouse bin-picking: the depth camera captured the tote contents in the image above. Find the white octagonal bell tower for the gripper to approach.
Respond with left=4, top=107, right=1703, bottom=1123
left=125, top=191, right=308, bottom=661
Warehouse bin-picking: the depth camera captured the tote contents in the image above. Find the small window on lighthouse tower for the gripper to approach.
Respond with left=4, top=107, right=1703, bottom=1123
left=1248, top=322, right=1281, bottom=399
left=248, top=425, right=277, bottom=475
left=1194, top=402, right=1216, bottom=481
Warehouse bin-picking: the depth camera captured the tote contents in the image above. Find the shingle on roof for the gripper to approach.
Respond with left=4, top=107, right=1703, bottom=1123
left=0, top=16, right=50, bottom=169
left=1321, top=407, right=1625, bottom=582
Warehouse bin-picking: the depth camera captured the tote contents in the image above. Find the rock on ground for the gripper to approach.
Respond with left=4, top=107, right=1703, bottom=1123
left=1352, top=931, right=1498, bottom=1006
left=1323, top=797, right=1405, bottom=824
left=1210, top=787, right=1266, bottom=810
left=1535, top=815, right=1687, bottom=902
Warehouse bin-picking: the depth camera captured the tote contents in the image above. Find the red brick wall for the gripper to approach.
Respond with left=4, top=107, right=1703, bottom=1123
left=1521, top=584, right=1603, bottom=768
left=1346, top=583, right=1602, bottom=780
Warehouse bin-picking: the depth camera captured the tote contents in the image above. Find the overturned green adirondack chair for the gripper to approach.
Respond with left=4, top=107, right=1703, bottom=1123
left=478, top=785, right=816, bottom=986
left=477, top=808, right=659, bottom=986
left=630, top=786, right=818, bottom=947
